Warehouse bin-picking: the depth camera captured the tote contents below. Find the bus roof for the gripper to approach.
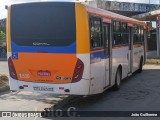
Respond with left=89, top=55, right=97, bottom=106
left=83, top=3, right=146, bottom=27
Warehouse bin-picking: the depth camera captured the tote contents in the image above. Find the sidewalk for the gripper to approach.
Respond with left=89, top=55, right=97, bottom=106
left=0, top=57, right=7, bottom=61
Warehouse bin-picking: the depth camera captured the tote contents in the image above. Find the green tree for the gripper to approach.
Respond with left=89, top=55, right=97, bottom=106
left=0, top=31, right=6, bottom=46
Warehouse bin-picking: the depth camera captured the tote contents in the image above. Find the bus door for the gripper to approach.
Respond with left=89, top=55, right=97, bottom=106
left=128, top=26, right=133, bottom=73
left=103, top=23, right=111, bottom=88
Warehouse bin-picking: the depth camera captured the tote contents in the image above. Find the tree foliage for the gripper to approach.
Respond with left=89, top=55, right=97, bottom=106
left=0, top=31, right=6, bottom=46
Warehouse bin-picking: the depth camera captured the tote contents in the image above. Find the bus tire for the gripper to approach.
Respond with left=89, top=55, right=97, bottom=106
left=137, top=57, right=143, bottom=73
left=113, top=68, right=122, bottom=90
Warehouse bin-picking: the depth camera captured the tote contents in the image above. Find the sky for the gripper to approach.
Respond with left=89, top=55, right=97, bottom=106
left=0, top=0, right=83, bottom=19
left=0, top=0, right=160, bottom=19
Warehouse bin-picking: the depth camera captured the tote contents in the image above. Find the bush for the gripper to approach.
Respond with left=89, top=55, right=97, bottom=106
left=0, top=74, right=8, bottom=81
left=0, top=31, right=6, bottom=46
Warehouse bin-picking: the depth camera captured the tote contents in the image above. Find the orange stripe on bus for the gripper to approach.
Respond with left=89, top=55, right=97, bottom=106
left=91, top=49, right=104, bottom=53
left=133, top=44, right=143, bottom=48
left=112, top=45, right=128, bottom=49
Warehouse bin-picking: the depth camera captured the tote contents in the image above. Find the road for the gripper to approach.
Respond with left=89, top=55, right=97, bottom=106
left=0, top=62, right=160, bottom=120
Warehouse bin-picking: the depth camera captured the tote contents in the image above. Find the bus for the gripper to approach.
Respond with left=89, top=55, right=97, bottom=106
left=7, top=2, right=147, bottom=95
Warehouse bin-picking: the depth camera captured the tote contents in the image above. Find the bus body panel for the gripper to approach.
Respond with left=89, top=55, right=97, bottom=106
left=8, top=53, right=90, bottom=95
left=89, top=50, right=107, bottom=94
left=6, top=7, right=11, bottom=52
left=70, top=54, right=90, bottom=95
left=11, top=53, right=77, bottom=83
left=75, top=3, right=90, bottom=54
left=9, top=78, right=91, bottom=95
left=112, top=47, right=129, bottom=80
left=132, top=45, right=144, bottom=72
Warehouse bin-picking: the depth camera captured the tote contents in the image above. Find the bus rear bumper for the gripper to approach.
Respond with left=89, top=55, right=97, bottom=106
left=9, top=77, right=90, bottom=95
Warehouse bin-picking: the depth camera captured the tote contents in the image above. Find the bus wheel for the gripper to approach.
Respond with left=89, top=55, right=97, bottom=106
left=113, top=68, right=122, bottom=90
left=137, top=57, right=143, bottom=73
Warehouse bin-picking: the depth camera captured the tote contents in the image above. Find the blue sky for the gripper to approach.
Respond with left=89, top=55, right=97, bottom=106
left=0, top=0, right=160, bottom=19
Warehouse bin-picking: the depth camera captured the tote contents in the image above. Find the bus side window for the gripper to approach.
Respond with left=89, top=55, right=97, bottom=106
left=112, top=21, right=121, bottom=46
left=121, top=22, right=128, bottom=45
left=133, top=25, right=142, bottom=44
left=89, top=16, right=103, bottom=49
left=140, top=27, right=144, bottom=43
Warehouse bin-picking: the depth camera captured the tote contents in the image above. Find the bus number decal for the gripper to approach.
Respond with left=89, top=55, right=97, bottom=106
left=56, top=76, right=72, bottom=80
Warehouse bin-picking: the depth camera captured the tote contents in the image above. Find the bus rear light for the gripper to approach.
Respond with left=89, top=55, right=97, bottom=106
left=23, top=85, right=28, bottom=87
left=59, top=87, right=64, bottom=90
left=72, top=59, right=84, bottom=83
left=8, top=57, right=18, bottom=80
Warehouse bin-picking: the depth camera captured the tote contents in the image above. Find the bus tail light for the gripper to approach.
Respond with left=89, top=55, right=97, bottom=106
left=8, top=57, right=18, bottom=80
left=72, top=59, right=84, bottom=83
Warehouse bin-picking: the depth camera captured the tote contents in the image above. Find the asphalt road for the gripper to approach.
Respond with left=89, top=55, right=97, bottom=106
left=0, top=62, right=160, bottom=120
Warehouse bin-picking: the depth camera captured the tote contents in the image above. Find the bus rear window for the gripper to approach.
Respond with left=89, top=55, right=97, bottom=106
left=11, top=2, right=76, bottom=46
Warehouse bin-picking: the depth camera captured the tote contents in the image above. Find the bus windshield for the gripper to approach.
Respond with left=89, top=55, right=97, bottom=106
left=11, top=2, right=76, bottom=46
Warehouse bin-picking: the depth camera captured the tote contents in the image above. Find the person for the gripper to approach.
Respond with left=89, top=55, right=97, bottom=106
left=1, top=46, right=6, bottom=58
left=0, top=46, right=2, bottom=58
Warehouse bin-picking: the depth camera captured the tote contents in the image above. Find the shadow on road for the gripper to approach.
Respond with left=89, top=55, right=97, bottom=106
left=1, top=67, right=160, bottom=119
left=40, top=68, right=160, bottom=119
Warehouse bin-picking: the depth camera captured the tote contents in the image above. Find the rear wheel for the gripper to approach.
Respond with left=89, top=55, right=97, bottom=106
left=113, top=68, right=122, bottom=90
left=137, top=57, right=143, bottom=73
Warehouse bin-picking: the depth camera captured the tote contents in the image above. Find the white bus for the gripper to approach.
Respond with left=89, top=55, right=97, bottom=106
left=7, top=2, right=147, bottom=95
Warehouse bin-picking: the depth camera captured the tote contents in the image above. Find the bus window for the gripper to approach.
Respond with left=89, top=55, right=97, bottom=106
left=121, top=22, right=129, bottom=45
left=89, top=16, right=103, bottom=49
left=11, top=3, right=76, bottom=47
left=113, top=21, right=121, bottom=46
left=133, top=25, right=141, bottom=44
left=140, top=27, right=144, bottom=43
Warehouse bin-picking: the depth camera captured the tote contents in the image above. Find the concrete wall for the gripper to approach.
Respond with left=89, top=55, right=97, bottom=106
left=88, top=1, right=160, bottom=16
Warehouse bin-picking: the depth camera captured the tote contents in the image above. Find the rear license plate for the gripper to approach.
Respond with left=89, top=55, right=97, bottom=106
left=37, top=70, right=51, bottom=76
left=33, top=86, right=54, bottom=92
